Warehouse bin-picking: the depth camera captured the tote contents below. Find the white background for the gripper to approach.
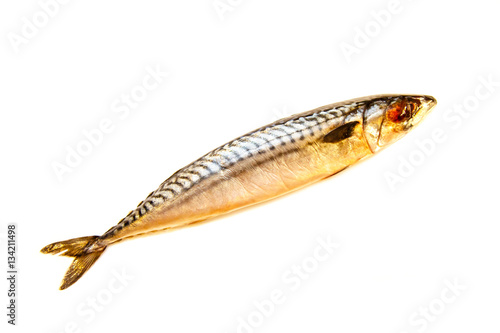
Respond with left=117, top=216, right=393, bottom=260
left=1, top=0, right=499, bottom=332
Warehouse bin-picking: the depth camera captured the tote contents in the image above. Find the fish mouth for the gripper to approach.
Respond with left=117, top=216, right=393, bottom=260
left=422, top=95, right=437, bottom=109
left=410, top=95, right=437, bottom=127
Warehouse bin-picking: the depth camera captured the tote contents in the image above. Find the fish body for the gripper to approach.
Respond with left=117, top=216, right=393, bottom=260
left=42, top=94, right=436, bottom=289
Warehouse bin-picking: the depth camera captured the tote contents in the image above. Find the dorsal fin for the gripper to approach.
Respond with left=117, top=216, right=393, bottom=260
left=322, top=121, right=359, bottom=143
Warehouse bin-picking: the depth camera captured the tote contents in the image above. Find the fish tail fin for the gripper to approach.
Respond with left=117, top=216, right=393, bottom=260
left=40, top=236, right=106, bottom=290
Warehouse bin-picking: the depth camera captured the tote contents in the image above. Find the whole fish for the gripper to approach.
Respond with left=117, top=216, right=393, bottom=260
left=42, top=94, right=436, bottom=289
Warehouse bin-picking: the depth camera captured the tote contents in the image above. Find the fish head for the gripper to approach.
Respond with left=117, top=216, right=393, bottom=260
left=363, top=95, right=437, bottom=152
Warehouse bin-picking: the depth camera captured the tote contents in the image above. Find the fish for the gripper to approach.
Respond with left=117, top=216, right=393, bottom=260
left=41, top=94, right=437, bottom=290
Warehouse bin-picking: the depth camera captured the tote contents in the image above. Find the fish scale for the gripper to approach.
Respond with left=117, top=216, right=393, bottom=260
left=94, top=104, right=356, bottom=239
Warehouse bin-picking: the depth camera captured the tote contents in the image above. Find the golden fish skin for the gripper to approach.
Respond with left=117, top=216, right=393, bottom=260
left=41, top=94, right=436, bottom=289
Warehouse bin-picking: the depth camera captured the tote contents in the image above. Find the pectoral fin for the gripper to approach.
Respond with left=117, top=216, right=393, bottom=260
left=322, top=121, right=359, bottom=143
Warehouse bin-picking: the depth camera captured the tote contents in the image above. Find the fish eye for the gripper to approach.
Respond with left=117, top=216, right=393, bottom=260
left=387, top=99, right=413, bottom=123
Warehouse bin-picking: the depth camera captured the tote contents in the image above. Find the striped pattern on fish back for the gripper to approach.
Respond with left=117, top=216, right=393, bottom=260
left=109, top=101, right=365, bottom=233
